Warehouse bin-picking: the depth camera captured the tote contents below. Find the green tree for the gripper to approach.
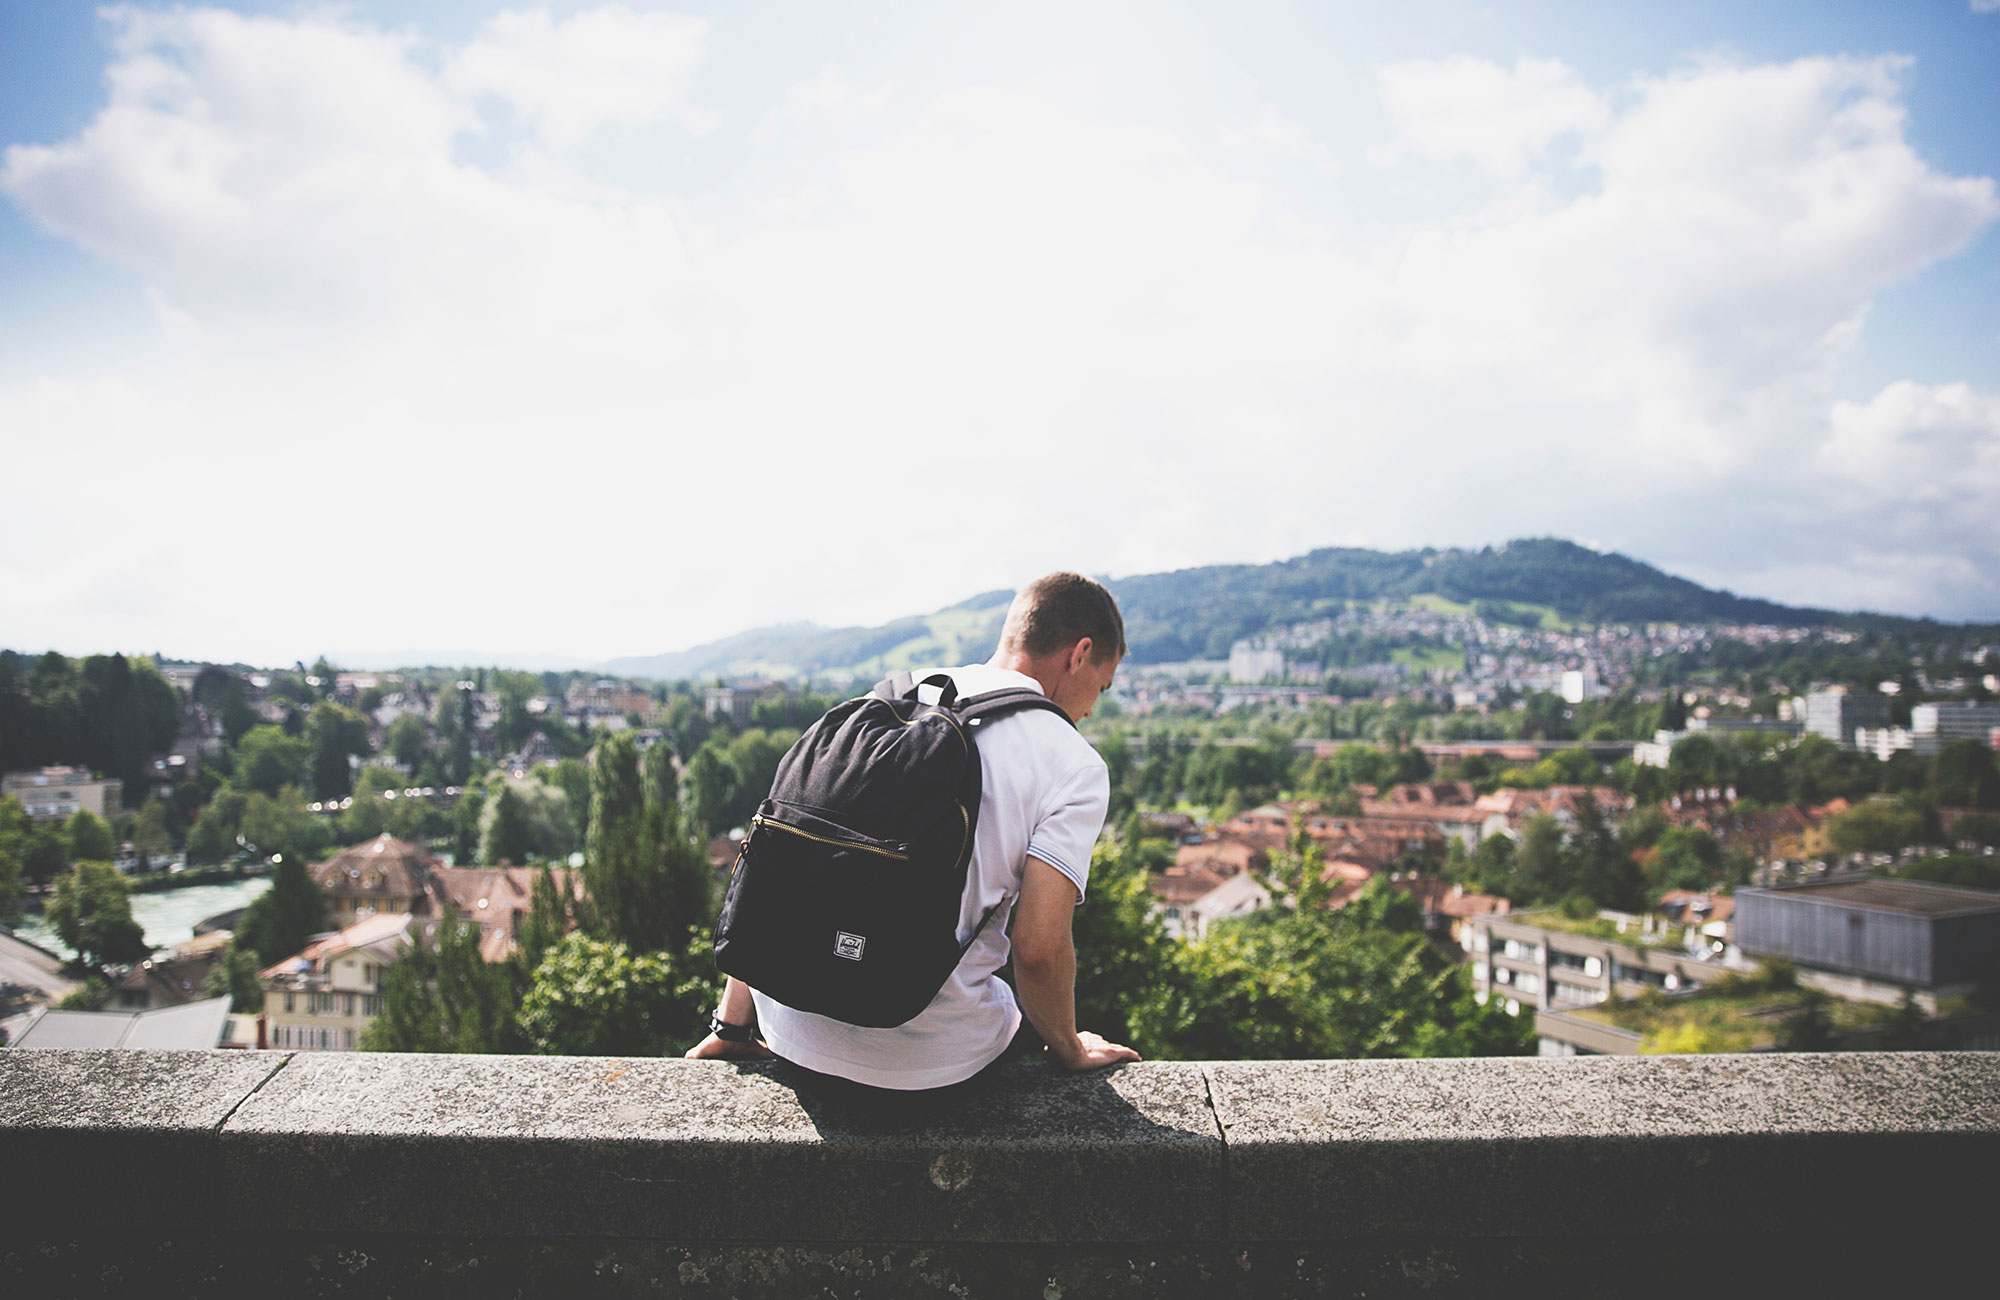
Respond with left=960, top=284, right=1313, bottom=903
left=67, top=808, right=115, bottom=863
left=386, top=712, right=429, bottom=772
left=0, top=797, right=26, bottom=923
left=1778, top=990, right=1835, bottom=1051
left=236, top=856, right=328, bottom=964
left=306, top=702, right=373, bottom=801
left=451, top=783, right=487, bottom=865
left=1571, top=795, right=1643, bottom=912
left=20, top=819, right=70, bottom=886
left=481, top=782, right=535, bottom=865
left=231, top=725, right=311, bottom=797
left=1949, top=813, right=2000, bottom=850
left=1068, top=841, right=1181, bottom=1051
left=1826, top=799, right=1926, bottom=856
left=650, top=777, right=716, bottom=952
left=187, top=789, right=249, bottom=863
left=240, top=787, right=332, bottom=866
left=1649, top=826, right=1724, bottom=896
left=192, top=666, right=259, bottom=746
left=47, top=862, right=150, bottom=968
left=131, top=798, right=175, bottom=865
left=516, top=931, right=714, bottom=1055
left=202, top=942, right=267, bottom=1012
left=1511, top=814, right=1570, bottom=904
left=514, top=866, right=576, bottom=988
left=342, top=765, right=405, bottom=841
left=1129, top=883, right=1530, bottom=1061
left=546, top=757, right=595, bottom=855
left=584, top=733, right=672, bottom=950
left=1931, top=739, right=2000, bottom=810
left=682, top=745, right=734, bottom=835
left=642, top=745, right=677, bottom=818
left=362, top=914, right=518, bottom=1053
left=719, top=728, right=796, bottom=828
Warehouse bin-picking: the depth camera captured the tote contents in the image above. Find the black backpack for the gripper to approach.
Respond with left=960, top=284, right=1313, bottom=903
left=712, top=671, right=1072, bottom=1027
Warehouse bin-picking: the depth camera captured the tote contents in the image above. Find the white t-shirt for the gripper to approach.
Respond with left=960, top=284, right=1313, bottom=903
left=752, top=663, right=1110, bottom=1089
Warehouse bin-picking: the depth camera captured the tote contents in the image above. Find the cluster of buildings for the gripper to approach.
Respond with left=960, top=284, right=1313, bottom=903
left=1140, top=776, right=2000, bottom=1059
left=1142, top=782, right=1628, bottom=946
left=1627, top=688, right=2000, bottom=772
left=252, top=834, right=580, bottom=1049
left=4, top=834, right=581, bottom=1052
left=1111, top=604, right=1898, bottom=718
left=0, top=765, right=122, bottom=822
left=1485, top=877, right=2000, bottom=1056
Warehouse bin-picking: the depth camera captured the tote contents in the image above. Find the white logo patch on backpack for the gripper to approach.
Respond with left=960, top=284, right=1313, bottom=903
left=834, top=931, right=866, bottom=962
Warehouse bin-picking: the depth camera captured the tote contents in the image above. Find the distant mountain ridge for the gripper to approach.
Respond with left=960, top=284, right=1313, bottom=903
left=599, top=538, right=1858, bottom=682
left=1109, top=537, right=1829, bottom=663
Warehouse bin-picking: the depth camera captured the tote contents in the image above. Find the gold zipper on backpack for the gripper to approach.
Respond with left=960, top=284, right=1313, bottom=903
left=751, top=814, right=910, bottom=860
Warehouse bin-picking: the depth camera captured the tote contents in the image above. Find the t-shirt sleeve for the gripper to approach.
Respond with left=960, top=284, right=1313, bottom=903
left=1026, top=753, right=1110, bottom=902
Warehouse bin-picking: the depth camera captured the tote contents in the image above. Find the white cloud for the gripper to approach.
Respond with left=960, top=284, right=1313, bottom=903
left=2, top=15, right=1998, bottom=660
left=445, top=6, right=711, bottom=147
left=1375, top=55, right=1607, bottom=176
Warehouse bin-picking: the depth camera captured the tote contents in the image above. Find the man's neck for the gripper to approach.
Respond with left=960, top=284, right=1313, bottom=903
left=988, top=650, right=1056, bottom=699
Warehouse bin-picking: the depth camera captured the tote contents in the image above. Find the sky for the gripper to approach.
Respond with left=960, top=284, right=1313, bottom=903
left=3, top=1, right=1998, bottom=669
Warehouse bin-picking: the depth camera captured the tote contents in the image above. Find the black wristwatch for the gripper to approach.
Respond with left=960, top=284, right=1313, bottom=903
left=709, top=1010, right=758, bottom=1043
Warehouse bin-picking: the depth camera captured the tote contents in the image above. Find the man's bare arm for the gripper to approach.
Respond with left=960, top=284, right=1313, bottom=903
left=685, top=975, right=774, bottom=1060
left=1012, top=855, right=1142, bottom=1071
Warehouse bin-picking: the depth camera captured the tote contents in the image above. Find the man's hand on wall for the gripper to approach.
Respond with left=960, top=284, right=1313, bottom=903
left=1048, top=1029, right=1142, bottom=1072
left=685, top=1033, right=775, bottom=1061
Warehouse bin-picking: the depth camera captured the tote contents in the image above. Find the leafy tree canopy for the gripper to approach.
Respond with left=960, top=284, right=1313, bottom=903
left=47, top=861, right=150, bottom=969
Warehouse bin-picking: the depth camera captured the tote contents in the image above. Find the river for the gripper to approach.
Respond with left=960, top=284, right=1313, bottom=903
left=13, top=876, right=274, bottom=959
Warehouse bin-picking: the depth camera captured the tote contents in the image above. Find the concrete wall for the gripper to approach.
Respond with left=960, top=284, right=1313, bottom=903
left=3, top=1050, right=1996, bottom=1298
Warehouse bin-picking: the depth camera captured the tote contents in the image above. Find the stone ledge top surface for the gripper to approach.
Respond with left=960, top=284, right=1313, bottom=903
left=1207, top=1052, right=2000, bottom=1146
left=223, top=1054, right=1220, bottom=1148
left=0, top=1048, right=284, bottom=1131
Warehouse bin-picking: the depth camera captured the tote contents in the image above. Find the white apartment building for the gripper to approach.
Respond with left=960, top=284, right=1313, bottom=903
left=1, top=765, right=123, bottom=821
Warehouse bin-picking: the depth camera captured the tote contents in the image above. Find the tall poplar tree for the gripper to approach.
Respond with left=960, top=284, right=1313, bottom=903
left=585, top=732, right=667, bottom=951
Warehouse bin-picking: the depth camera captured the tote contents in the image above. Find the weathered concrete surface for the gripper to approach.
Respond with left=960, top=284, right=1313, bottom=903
left=0, top=1048, right=286, bottom=1231
left=1208, top=1052, right=2000, bottom=1241
left=7, top=1231, right=1988, bottom=1300
left=5, top=1050, right=1999, bottom=1297
left=222, top=1055, right=1220, bottom=1243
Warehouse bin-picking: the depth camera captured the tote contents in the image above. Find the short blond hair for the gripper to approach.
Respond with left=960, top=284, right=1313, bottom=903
left=998, top=572, right=1125, bottom=662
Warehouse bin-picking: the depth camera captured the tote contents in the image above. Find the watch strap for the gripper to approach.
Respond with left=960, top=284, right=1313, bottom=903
left=709, top=1011, right=757, bottom=1043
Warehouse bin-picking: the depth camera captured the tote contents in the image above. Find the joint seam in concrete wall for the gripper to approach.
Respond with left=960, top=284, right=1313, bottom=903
left=1199, top=1063, right=1229, bottom=1244
left=214, top=1052, right=294, bottom=1132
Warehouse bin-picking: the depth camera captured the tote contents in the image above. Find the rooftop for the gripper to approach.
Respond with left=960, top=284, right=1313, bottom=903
left=1749, top=878, right=2000, bottom=918
left=1506, top=908, right=1694, bottom=950
left=1565, top=981, right=1899, bottom=1053
left=8, top=996, right=230, bottom=1050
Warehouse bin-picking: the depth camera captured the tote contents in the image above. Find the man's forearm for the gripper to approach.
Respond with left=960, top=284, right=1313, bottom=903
left=1014, top=940, right=1086, bottom=1068
left=718, top=975, right=756, bottom=1025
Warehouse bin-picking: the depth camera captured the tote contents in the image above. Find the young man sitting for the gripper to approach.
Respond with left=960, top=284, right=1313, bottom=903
left=686, top=571, right=1141, bottom=1093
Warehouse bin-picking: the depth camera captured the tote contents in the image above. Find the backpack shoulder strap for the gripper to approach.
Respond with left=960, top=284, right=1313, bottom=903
left=954, top=687, right=1075, bottom=730
left=871, top=671, right=917, bottom=702
left=871, top=671, right=961, bottom=707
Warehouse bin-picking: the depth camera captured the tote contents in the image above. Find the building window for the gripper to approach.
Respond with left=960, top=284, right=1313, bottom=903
left=284, top=992, right=295, bottom=1013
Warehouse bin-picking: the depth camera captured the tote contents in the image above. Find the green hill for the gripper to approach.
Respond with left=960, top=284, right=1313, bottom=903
left=603, top=538, right=1883, bottom=681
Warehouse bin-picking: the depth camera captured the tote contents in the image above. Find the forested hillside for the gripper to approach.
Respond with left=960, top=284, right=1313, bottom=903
left=618, top=538, right=1884, bottom=679
left=1109, top=538, right=1828, bottom=662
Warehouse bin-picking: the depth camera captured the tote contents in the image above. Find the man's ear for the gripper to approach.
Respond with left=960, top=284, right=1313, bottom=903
left=1068, top=637, right=1095, bottom=673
